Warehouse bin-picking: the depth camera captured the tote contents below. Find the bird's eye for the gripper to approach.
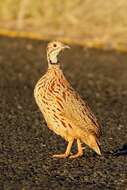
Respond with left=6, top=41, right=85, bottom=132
left=53, top=43, right=57, bottom=47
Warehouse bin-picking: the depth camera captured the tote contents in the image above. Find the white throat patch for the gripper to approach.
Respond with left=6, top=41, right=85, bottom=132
left=50, top=51, right=59, bottom=64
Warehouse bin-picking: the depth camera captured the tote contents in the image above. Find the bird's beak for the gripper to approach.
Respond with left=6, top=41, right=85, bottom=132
left=62, top=45, right=70, bottom=50
left=64, top=45, right=70, bottom=49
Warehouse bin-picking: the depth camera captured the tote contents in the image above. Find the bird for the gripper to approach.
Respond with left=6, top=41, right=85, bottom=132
left=34, top=41, right=101, bottom=158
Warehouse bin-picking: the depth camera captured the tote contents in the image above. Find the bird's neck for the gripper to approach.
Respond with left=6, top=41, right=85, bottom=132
left=47, top=64, right=64, bottom=80
left=47, top=64, right=68, bottom=88
left=48, top=64, right=61, bottom=71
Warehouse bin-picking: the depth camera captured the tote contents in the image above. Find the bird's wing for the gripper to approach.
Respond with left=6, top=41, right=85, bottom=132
left=62, top=86, right=101, bottom=137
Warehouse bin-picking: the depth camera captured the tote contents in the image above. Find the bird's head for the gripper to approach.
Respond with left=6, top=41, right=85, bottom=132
left=47, top=41, right=70, bottom=66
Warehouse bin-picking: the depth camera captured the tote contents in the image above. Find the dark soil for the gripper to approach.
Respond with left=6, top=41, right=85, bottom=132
left=0, top=36, right=127, bottom=190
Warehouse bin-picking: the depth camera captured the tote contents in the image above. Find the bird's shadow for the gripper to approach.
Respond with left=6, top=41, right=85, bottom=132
left=103, top=143, right=127, bottom=157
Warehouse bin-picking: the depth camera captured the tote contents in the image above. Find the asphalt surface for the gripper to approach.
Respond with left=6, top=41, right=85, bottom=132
left=0, top=36, right=127, bottom=190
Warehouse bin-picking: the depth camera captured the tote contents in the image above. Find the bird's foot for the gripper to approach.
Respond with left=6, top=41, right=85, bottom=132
left=69, top=151, right=83, bottom=159
left=52, top=153, right=69, bottom=158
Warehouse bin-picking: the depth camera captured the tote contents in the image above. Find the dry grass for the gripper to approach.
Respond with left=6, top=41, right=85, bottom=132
left=0, top=0, right=127, bottom=50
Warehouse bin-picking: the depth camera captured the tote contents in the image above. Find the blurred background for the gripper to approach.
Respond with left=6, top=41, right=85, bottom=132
left=0, top=0, right=127, bottom=50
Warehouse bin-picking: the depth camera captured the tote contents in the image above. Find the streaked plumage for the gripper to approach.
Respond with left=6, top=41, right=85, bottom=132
left=34, top=41, right=101, bottom=158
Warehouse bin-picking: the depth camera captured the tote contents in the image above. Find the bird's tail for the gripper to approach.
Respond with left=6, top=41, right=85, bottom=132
left=82, top=134, right=101, bottom=155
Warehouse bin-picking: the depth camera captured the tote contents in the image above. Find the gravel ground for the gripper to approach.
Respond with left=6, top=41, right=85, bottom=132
left=0, top=37, right=127, bottom=190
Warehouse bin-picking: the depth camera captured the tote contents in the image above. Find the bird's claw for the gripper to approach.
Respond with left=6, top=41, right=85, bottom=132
left=52, top=153, right=68, bottom=158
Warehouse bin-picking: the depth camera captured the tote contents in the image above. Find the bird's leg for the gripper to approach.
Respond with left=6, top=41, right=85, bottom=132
left=69, top=139, right=83, bottom=158
left=52, top=140, right=74, bottom=158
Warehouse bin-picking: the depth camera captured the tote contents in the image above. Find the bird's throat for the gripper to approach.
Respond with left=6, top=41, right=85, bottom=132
left=49, top=57, right=58, bottom=64
left=48, top=51, right=59, bottom=65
